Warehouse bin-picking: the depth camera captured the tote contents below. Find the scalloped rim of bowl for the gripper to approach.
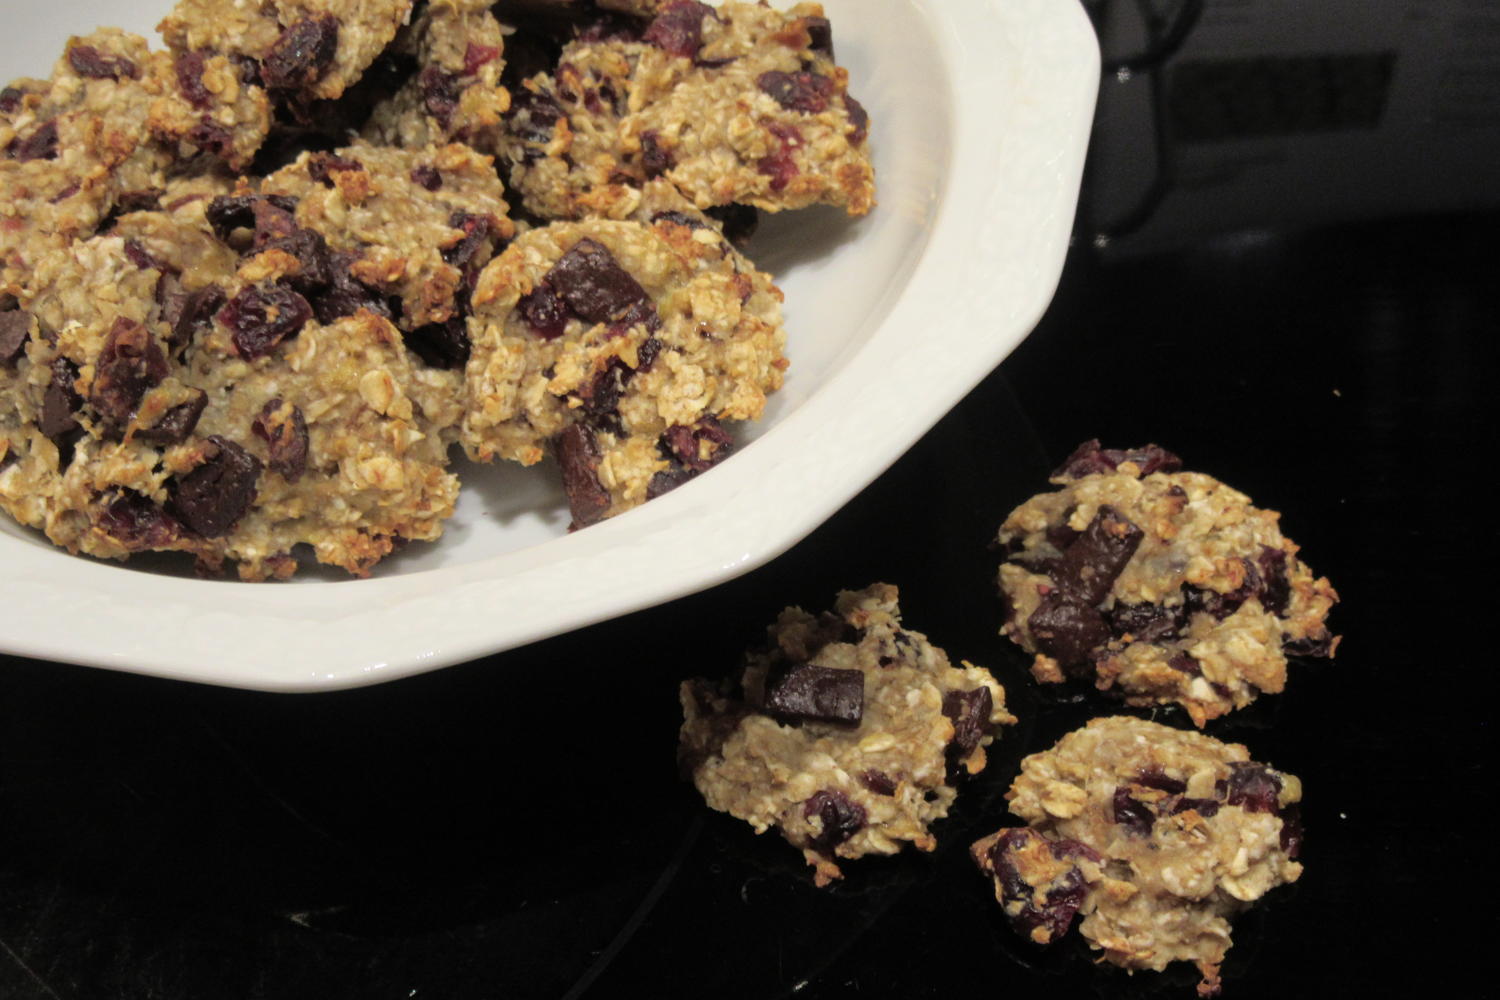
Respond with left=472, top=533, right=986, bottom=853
left=0, top=0, right=1098, bottom=690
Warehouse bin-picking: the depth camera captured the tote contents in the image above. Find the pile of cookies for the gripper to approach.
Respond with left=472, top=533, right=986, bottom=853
left=0, top=0, right=873, bottom=578
left=679, top=443, right=1338, bottom=996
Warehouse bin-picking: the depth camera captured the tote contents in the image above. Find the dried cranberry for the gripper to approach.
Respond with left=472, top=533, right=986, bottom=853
left=167, top=436, right=261, bottom=537
left=555, top=423, right=611, bottom=529
left=9, top=119, right=59, bottom=161
left=306, top=152, right=363, bottom=185
left=643, top=1, right=715, bottom=58
left=756, top=122, right=801, bottom=191
left=640, top=129, right=673, bottom=177
left=1257, top=545, right=1292, bottom=615
left=0, top=309, right=31, bottom=366
left=581, top=358, right=631, bottom=428
left=175, top=51, right=213, bottom=109
left=420, top=66, right=462, bottom=126
left=218, top=284, right=314, bottom=360
left=410, top=165, right=442, bottom=191
left=262, top=15, right=339, bottom=91
left=115, top=189, right=163, bottom=215
left=0, top=86, right=25, bottom=113
left=1051, top=440, right=1184, bottom=480
left=1167, top=652, right=1202, bottom=675
left=123, top=239, right=171, bottom=273
left=518, top=282, right=570, bottom=339
left=1221, top=762, right=1282, bottom=814
left=764, top=663, right=864, bottom=725
left=757, top=70, right=834, bottom=113
left=1171, top=797, right=1221, bottom=818
left=802, top=789, right=866, bottom=852
left=310, top=252, right=389, bottom=324
left=251, top=398, right=309, bottom=481
left=1112, top=787, right=1155, bottom=837
left=506, top=90, right=565, bottom=145
left=660, top=417, right=732, bottom=472
left=1027, top=591, right=1109, bottom=667
left=97, top=491, right=182, bottom=550
left=547, top=238, right=651, bottom=324
left=404, top=317, right=471, bottom=370
left=942, top=687, right=993, bottom=776
left=859, top=770, right=896, bottom=796
left=985, top=829, right=1098, bottom=945
left=205, top=194, right=298, bottom=242
left=89, top=317, right=169, bottom=430
left=463, top=42, right=501, bottom=76
left=137, top=389, right=208, bottom=445
left=652, top=210, right=707, bottom=231
left=67, top=44, right=138, bottom=81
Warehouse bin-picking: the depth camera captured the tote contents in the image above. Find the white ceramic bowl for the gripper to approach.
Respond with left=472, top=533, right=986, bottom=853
left=0, top=0, right=1098, bottom=690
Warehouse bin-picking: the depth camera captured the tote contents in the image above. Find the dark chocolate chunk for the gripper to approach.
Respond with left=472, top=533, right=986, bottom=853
left=262, top=15, right=339, bottom=91
left=1027, top=591, right=1109, bottom=667
left=642, top=1, right=715, bottom=58
left=89, top=317, right=169, bottom=430
left=167, top=435, right=262, bottom=537
left=40, top=358, right=81, bottom=441
left=137, top=389, right=208, bottom=445
left=1112, top=787, right=1155, bottom=837
left=1278, top=804, right=1303, bottom=857
left=0, top=309, right=31, bottom=365
left=251, top=398, right=310, bottom=481
left=547, top=238, right=650, bottom=323
left=555, top=423, right=611, bottom=529
left=942, top=687, right=993, bottom=773
left=97, top=491, right=182, bottom=550
left=310, top=251, right=389, bottom=324
left=764, top=663, right=864, bottom=725
left=403, top=317, right=470, bottom=369
left=1283, top=633, right=1334, bottom=658
left=1107, top=600, right=1186, bottom=643
left=801, top=789, right=866, bottom=852
left=756, top=70, right=834, bottom=113
left=67, top=44, right=138, bottom=81
left=442, top=212, right=496, bottom=270
left=1050, top=504, right=1144, bottom=606
left=704, top=203, right=759, bottom=246
left=804, top=15, right=834, bottom=56
left=162, top=282, right=225, bottom=358
left=844, top=92, right=869, bottom=144
left=0, top=86, right=26, bottom=114
left=218, top=284, right=314, bottom=359
left=1051, top=440, right=1184, bottom=480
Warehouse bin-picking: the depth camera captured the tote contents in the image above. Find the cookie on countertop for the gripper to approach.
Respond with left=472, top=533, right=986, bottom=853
left=681, top=583, right=1017, bottom=886
left=995, top=441, right=1339, bottom=726
left=498, top=0, right=873, bottom=222
left=972, top=716, right=1304, bottom=997
left=461, top=212, right=787, bottom=527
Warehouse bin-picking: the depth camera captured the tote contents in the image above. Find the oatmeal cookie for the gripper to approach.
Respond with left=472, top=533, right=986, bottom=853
left=461, top=214, right=786, bottom=527
left=1, top=30, right=175, bottom=298
left=681, top=583, right=1016, bottom=886
left=972, top=716, right=1304, bottom=996
left=995, top=441, right=1339, bottom=726
left=499, top=1, right=873, bottom=221
left=363, top=0, right=511, bottom=151
left=1, top=180, right=465, bottom=579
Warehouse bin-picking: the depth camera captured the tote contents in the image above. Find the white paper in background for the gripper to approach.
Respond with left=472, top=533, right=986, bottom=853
left=1087, top=0, right=1500, bottom=254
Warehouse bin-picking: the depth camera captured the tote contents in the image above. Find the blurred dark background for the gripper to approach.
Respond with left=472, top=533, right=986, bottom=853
left=3, top=1, right=1495, bottom=997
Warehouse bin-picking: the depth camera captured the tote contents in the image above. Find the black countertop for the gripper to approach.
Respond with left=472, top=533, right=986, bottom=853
left=3, top=2, right=1495, bottom=997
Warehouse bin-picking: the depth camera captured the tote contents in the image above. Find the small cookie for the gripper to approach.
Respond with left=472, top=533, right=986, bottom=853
left=499, top=1, right=873, bottom=221
left=681, top=583, right=1016, bottom=886
left=461, top=214, right=786, bottom=527
left=972, top=716, right=1304, bottom=996
left=995, top=441, right=1339, bottom=726
left=362, top=0, right=512, bottom=151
